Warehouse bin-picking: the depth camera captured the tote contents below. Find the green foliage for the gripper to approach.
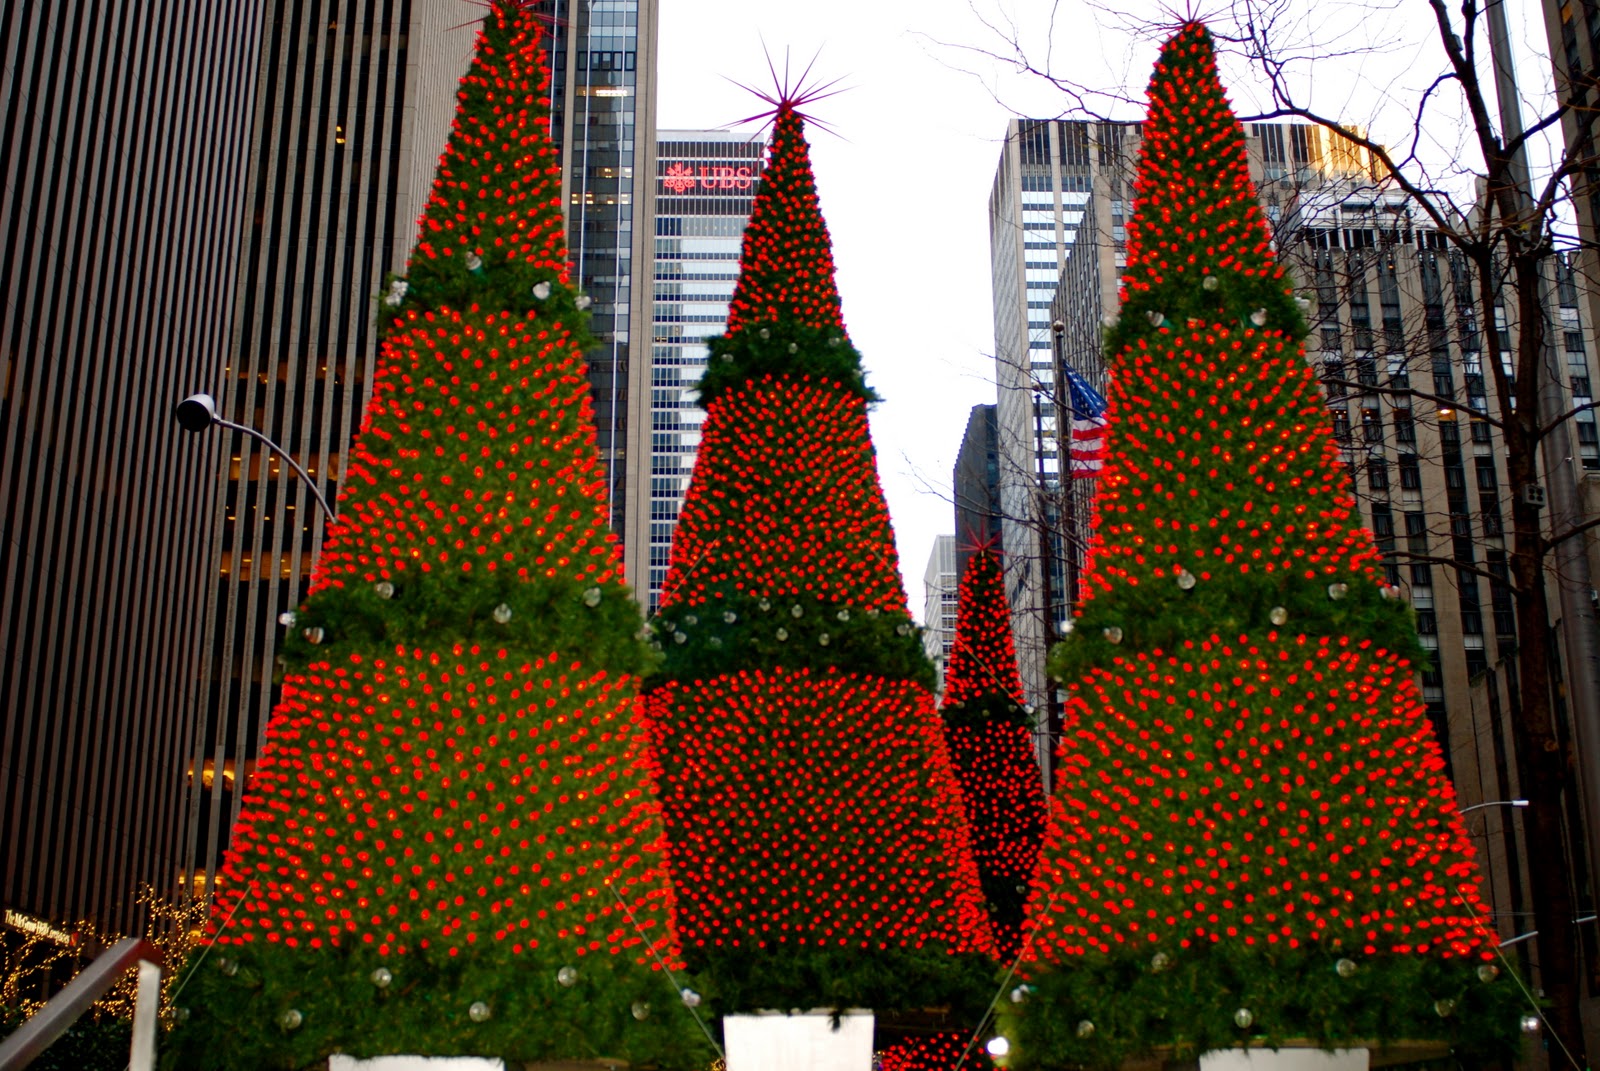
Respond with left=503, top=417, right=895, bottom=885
left=1003, top=945, right=1526, bottom=1070
left=646, top=596, right=932, bottom=690
left=1049, top=576, right=1426, bottom=687
left=697, top=322, right=875, bottom=408
left=941, top=691, right=1031, bottom=730
left=383, top=267, right=596, bottom=351
left=282, top=572, right=655, bottom=679
left=686, top=945, right=995, bottom=1023
left=0, top=1011, right=130, bottom=1071
left=165, top=942, right=712, bottom=1070
left=1099, top=23, right=1307, bottom=368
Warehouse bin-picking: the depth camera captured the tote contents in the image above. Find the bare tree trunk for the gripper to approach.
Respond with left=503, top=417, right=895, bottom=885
left=1507, top=504, right=1587, bottom=1067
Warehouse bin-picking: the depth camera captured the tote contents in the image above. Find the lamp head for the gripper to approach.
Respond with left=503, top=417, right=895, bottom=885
left=176, top=393, right=218, bottom=433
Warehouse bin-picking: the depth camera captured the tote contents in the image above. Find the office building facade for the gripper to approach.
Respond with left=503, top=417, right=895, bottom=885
left=988, top=119, right=1138, bottom=718
left=641, top=130, right=764, bottom=609
left=923, top=535, right=959, bottom=695
left=187, top=0, right=663, bottom=899
left=1, top=0, right=259, bottom=934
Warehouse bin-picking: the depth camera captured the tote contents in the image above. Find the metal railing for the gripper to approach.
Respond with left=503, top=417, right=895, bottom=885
left=0, top=937, right=164, bottom=1071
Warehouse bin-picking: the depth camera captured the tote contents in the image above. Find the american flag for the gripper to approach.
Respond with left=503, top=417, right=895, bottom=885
left=1063, top=366, right=1109, bottom=477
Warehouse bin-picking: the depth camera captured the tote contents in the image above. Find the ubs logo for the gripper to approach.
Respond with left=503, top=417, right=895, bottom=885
left=662, top=161, right=757, bottom=193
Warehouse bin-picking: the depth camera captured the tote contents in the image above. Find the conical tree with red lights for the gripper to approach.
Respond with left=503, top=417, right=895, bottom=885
left=643, top=98, right=995, bottom=1016
left=170, top=5, right=706, bottom=1067
left=1008, top=24, right=1520, bottom=1069
left=940, top=548, right=1047, bottom=959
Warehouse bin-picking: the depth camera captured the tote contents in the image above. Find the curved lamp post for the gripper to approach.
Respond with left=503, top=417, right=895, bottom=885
left=1460, top=799, right=1529, bottom=814
left=175, top=393, right=335, bottom=524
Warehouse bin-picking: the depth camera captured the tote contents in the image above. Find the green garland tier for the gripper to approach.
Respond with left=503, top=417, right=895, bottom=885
left=1013, top=23, right=1519, bottom=1069
left=169, top=5, right=707, bottom=1067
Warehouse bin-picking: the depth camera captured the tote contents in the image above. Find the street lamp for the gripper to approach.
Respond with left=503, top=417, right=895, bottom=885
left=174, top=393, right=335, bottom=524
left=1460, top=799, right=1529, bottom=814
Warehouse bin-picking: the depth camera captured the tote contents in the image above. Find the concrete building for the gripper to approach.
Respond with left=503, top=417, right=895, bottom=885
left=186, top=0, right=662, bottom=901
left=922, top=535, right=959, bottom=695
left=0, top=0, right=259, bottom=934
left=643, top=130, right=764, bottom=609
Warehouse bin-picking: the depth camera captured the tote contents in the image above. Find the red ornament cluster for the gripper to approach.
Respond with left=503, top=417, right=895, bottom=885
left=942, top=550, right=1027, bottom=707
left=1028, top=634, right=1488, bottom=959
left=1116, top=29, right=1286, bottom=309
left=877, top=1033, right=994, bottom=1071
left=312, top=306, right=618, bottom=592
left=210, top=645, right=674, bottom=965
left=1081, top=326, right=1380, bottom=605
left=646, top=669, right=992, bottom=954
left=722, top=105, right=849, bottom=338
left=408, top=6, right=567, bottom=281
left=660, top=375, right=906, bottom=614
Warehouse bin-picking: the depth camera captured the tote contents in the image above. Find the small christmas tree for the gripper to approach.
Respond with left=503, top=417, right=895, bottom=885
left=643, top=95, right=995, bottom=1016
left=1011, top=24, right=1520, bottom=1068
left=170, top=5, right=706, bottom=1067
left=940, top=547, right=1048, bottom=959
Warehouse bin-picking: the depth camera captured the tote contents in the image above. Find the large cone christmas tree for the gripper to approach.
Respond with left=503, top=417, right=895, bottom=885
left=1010, top=24, right=1520, bottom=1068
left=644, top=100, right=995, bottom=1015
left=940, top=547, right=1047, bottom=959
left=171, top=6, right=705, bottom=1067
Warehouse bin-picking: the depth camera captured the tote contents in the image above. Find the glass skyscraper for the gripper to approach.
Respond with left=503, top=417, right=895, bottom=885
left=538, top=0, right=660, bottom=590
left=642, top=129, right=765, bottom=608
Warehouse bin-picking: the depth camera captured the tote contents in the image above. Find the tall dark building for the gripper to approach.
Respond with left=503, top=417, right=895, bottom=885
left=538, top=0, right=660, bottom=591
left=0, top=0, right=259, bottom=934
left=186, top=0, right=662, bottom=897
left=953, top=403, right=1001, bottom=583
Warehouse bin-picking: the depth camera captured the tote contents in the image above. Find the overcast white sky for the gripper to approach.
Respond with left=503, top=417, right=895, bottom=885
left=653, top=0, right=1561, bottom=619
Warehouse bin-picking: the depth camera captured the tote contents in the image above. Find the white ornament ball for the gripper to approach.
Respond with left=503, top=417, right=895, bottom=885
left=469, top=1001, right=491, bottom=1023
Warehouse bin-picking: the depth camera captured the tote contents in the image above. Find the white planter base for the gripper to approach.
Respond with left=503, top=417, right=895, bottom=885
left=723, top=1011, right=874, bottom=1071
left=1201, top=1048, right=1370, bottom=1071
left=329, top=1057, right=506, bottom=1071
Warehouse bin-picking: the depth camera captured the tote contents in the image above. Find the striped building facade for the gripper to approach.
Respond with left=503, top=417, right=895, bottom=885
left=1, top=0, right=261, bottom=934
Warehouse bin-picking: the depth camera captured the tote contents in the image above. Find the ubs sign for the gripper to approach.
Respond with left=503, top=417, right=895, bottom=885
left=661, top=161, right=758, bottom=193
